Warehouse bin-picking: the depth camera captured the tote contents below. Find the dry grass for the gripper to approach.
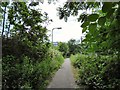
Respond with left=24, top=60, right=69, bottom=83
left=71, top=62, right=79, bottom=82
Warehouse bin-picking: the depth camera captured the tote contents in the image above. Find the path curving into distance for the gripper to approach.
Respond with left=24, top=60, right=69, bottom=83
left=47, top=58, right=77, bottom=88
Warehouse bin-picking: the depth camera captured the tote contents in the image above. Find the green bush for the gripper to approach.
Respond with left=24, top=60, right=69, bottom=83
left=70, top=54, right=120, bottom=89
left=57, top=42, right=69, bottom=58
left=2, top=2, right=64, bottom=89
left=2, top=49, right=64, bottom=89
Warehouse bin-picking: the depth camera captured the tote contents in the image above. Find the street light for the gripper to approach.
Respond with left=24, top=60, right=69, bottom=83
left=52, top=27, right=62, bottom=46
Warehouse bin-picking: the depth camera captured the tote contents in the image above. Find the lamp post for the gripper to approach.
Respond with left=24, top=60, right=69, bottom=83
left=52, top=27, right=62, bottom=46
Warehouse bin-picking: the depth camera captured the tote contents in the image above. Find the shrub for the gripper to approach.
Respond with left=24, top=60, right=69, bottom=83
left=70, top=54, right=120, bottom=89
left=2, top=48, right=64, bottom=89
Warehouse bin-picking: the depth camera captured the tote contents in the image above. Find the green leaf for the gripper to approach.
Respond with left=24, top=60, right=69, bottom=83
left=81, top=21, right=89, bottom=28
left=86, top=33, right=91, bottom=40
left=88, top=14, right=99, bottom=22
left=1, top=2, right=9, bottom=7
left=106, top=9, right=115, bottom=18
left=89, top=23, right=97, bottom=34
left=102, top=2, right=112, bottom=13
left=98, top=16, right=106, bottom=26
left=82, top=27, right=87, bottom=33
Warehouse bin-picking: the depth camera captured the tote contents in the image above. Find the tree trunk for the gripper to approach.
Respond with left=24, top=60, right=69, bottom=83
left=2, top=6, right=6, bottom=37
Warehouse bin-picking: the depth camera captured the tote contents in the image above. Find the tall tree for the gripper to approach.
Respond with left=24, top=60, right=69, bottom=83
left=1, top=2, right=9, bottom=37
left=58, top=2, right=120, bottom=56
left=58, top=42, right=69, bottom=57
left=58, top=2, right=120, bottom=89
left=2, top=1, right=51, bottom=89
left=67, top=39, right=81, bottom=55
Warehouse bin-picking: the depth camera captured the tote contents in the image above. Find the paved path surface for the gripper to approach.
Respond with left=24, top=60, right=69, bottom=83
left=47, top=58, right=77, bottom=88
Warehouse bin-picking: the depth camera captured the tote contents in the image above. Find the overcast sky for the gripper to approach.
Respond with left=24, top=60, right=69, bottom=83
left=40, top=0, right=83, bottom=42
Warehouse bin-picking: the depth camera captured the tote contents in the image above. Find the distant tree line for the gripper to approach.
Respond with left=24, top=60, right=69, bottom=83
left=56, top=39, right=82, bottom=57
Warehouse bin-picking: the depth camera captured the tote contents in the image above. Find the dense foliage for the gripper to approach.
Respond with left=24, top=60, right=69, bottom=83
left=1, top=2, right=64, bottom=89
left=70, top=54, right=120, bottom=89
left=3, top=48, right=64, bottom=89
left=59, top=1, right=120, bottom=89
left=57, top=42, right=69, bottom=57
left=67, top=39, right=81, bottom=56
left=55, top=39, right=81, bottom=57
left=58, top=2, right=120, bottom=55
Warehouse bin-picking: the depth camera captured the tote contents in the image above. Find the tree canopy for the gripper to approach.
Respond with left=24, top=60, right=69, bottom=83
left=58, top=2, right=120, bottom=56
left=1, top=2, right=64, bottom=89
left=58, top=1, right=120, bottom=89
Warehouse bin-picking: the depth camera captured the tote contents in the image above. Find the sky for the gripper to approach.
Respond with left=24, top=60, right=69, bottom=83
left=39, top=0, right=83, bottom=42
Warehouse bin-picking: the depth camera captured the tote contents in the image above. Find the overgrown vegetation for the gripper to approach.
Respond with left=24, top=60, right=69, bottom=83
left=67, top=39, right=81, bottom=56
left=1, top=2, right=64, bottom=89
left=1, top=1, right=120, bottom=89
left=3, top=48, right=64, bottom=89
left=70, top=54, right=120, bottom=89
left=59, top=1, right=120, bottom=89
left=56, top=39, right=81, bottom=58
left=57, top=42, right=69, bottom=58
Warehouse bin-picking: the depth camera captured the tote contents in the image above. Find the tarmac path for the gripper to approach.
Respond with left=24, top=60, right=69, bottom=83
left=47, top=58, right=77, bottom=88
